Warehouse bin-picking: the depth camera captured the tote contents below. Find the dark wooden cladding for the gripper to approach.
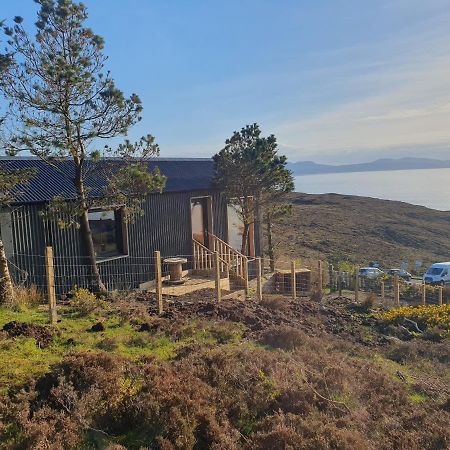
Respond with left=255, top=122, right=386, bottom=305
left=6, top=190, right=233, bottom=294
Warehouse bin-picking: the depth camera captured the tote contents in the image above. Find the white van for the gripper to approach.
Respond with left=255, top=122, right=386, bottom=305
left=423, top=262, right=450, bottom=285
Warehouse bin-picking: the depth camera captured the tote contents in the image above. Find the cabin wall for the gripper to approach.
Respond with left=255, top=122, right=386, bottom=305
left=8, top=190, right=232, bottom=294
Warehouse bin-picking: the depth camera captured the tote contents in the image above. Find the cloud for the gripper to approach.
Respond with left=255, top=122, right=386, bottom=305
left=275, top=14, right=450, bottom=163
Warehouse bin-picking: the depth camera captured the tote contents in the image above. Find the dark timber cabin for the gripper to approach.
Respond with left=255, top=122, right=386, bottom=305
left=0, top=157, right=261, bottom=294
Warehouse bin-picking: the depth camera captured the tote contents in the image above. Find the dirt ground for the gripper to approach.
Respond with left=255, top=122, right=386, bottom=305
left=138, top=289, right=386, bottom=347
left=2, top=320, right=59, bottom=348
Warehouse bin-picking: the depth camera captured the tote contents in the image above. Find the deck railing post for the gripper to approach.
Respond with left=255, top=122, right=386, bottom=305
left=45, top=246, right=57, bottom=324
left=154, top=251, right=163, bottom=314
left=214, top=251, right=221, bottom=302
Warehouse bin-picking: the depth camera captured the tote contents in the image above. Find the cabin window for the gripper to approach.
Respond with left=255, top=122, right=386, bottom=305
left=88, top=208, right=128, bottom=260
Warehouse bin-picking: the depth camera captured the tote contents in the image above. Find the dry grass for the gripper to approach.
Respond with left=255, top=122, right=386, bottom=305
left=9, top=285, right=43, bottom=309
left=274, top=193, right=450, bottom=268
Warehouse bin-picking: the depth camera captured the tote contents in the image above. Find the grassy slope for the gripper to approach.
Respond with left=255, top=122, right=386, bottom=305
left=274, top=193, right=450, bottom=268
left=0, top=305, right=232, bottom=395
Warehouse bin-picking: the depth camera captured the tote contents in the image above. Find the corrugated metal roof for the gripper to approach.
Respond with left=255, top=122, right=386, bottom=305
left=0, top=157, right=216, bottom=204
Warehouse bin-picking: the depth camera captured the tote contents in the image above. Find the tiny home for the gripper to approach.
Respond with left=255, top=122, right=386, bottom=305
left=0, top=157, right=261, bottom=294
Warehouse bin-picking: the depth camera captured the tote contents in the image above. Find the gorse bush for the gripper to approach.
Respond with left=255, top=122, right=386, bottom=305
left=69, top=287, right=100, bottom=316
left=380, top=304, right=450, bottom=336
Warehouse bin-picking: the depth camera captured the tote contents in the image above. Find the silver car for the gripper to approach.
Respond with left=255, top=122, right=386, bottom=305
left=359, top=267, right=385, bottom=279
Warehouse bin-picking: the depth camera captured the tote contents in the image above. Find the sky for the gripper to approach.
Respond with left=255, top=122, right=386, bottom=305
left=2, top=0, right=450, bottom=164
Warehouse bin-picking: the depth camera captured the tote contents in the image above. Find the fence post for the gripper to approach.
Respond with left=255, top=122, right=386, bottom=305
left=291, top=260, right=297, bottom=300
left=318, top=260, right=323, bottom=299
left=354, top=270, right=359, bottom=302
left=438, top=286, right=443, bottom=305
left=154, top=251, right=163, bottom=314
left=422, top=282, right=426, bottom=305
left=45, top=246, right=57, bottom=324
left=243, top=256, right=249, bottom=296
left=338, top=271, right=343, bottom=297
left=381, top=281, right=385, bottom=304
left=394, top=274, right=400, bottom=306
left=214, top=251, right=221, bottom=303
left=328, top=264, right=334, bottom=292
left=256, top=257, right=263, bottom=301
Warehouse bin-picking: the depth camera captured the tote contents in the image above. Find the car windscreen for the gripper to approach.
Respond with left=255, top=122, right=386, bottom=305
left=426, top=267, right=444, bottom=275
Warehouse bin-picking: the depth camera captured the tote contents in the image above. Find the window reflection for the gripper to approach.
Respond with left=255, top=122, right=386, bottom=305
left=88, top=209, right=122, bottom=258
left=191, top=199, right=207, bottom=245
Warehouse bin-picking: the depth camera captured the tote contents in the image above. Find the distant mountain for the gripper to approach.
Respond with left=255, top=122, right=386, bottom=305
left=289, top=157, right=450, bottom=175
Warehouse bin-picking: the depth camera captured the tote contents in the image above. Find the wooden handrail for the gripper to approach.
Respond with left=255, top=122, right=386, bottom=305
left=192, top=239, right=229, bottom=273
left=207, top=232, right=248, bottom=283
left=193, top=233, right=249, bottom=291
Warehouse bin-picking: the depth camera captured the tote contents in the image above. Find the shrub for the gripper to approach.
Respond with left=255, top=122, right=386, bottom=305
left=1, top=331, right=450, bottom=449
left=362, top=292, right=377, bottom=310
left=260, top=296, right=289, bottom=311
left=70, top=287, right=101, bottom=316
left=380, top=304, right=450, bottom=337
left=208, top=321, right=243, bottom=344
left=258, top=326, right=306, bottom=350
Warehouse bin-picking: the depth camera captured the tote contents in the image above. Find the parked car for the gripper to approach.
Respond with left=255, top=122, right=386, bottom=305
left=359, top=267, right=385, bottom=279
left=387, top=268, right=412, bottom=281
left=423, top=262, right=450, bottom=286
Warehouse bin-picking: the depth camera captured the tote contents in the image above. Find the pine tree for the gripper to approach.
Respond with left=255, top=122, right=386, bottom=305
left=213, top=124, right=294, bottom=256
left=0, top=1, right=165, bottom=293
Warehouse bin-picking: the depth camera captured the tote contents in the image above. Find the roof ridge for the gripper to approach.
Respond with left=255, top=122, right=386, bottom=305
left=0, top=156, right=212, bottom=161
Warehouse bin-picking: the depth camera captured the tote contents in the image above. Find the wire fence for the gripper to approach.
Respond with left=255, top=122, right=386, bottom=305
left=5, top=249, right=450, bottom=308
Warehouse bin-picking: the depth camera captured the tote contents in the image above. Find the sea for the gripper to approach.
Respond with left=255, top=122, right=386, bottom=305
left=295, top=168, right=450, bottom=212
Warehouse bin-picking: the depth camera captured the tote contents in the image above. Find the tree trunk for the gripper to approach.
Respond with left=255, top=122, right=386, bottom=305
left=0, top=239, right=14, bottom=305
left=266, top=212, right=275, bottom=272
left=74, top=166, right=106, bottom=294
left=241, top=223, right=250, bottom=255
left=79, top=209, right=106, bottom=294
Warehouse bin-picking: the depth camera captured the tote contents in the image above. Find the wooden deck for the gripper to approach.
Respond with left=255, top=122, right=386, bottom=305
left=139, top=275, right=230, bottom=297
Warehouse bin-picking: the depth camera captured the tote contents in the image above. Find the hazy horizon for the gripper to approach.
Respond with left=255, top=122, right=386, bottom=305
left=2, top=0, right=450, bottom=165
